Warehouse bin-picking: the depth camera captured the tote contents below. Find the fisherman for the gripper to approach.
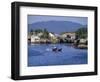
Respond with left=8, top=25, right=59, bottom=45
left=52, top=46, right=62, bottom=52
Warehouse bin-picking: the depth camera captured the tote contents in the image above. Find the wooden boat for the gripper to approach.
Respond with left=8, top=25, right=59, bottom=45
left=52, top=47, right=62, bottom=52
left=58, top=48, right=62, bottom=51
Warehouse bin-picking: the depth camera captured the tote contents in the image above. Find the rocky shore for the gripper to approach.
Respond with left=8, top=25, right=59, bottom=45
left=28, top=28, right=87, bottom=49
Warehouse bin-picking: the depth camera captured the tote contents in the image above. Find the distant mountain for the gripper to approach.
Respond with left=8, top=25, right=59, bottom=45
left=28, top=21, right=86, bottom=33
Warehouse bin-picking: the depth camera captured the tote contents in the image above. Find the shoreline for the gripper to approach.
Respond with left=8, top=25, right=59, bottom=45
left=28, top=42, right=87, bottom=49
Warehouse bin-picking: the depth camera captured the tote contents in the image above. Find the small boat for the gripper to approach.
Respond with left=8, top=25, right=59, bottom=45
left=58, top=48, right=62, bottom=51
left=52, top=47, right=57, bottom=51
left=52, top=47, right=62, bottom=52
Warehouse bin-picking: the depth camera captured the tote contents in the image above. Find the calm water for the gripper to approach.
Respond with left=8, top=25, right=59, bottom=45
left=28, top=44, right=87, bottom=66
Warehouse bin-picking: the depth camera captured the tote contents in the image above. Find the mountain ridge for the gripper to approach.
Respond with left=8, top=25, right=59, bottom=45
left=28, top=21, right=87, bottom=33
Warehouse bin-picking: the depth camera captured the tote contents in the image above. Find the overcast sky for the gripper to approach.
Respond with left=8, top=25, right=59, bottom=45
left=28, top=15, right=88, bottom=25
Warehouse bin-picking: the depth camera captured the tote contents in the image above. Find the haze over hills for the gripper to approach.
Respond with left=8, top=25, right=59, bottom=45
left=28, top=21, right=87, bottom=34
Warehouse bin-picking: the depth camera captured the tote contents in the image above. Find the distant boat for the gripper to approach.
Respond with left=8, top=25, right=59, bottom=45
left=52, top=47, right=57, bottom=51
left=58, top=48, right=62, bottom=51
left=52, top=47, right=62, bottom=52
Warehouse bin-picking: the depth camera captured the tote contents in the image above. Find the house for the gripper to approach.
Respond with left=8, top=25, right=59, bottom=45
left=49, top=33, right=59, bottom=43
left=37, top=33, right=43, bottom=37
left=61, top=32, right=76, bottom=40
left=31, top=35, right=40, bottom=43
left=49, top=33, right=55, bottom=38
left=79, top=38, right=87, bottom=44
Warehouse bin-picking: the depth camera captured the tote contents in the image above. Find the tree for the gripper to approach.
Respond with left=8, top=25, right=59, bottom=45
left=39, top=28, right=49, bottom=39
left=30, top=29, right=33, bottom=35
left=75, top=27, right=87, bottom=39
left=34, top=29, right=43, bottom=34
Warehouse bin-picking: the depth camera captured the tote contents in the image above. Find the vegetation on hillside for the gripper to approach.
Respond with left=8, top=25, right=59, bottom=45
left=40, top=28, right=49, bottom=39
left=75, top=27, right=87, bottom=39
left=30, top=28, right=49, bottom=39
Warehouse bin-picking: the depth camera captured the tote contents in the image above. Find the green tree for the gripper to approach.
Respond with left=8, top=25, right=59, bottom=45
left=76, top=27, right=87, bottom=39
left=34, top=29, right=43, bottom=34
left=30, top=29, right=33, bottom=35
left=40, top=28, right=49, bottom=39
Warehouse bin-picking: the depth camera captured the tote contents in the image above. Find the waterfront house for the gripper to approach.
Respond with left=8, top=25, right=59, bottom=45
left=49, top=33, right=55, bottom=38
left=61, top=32, right=76, bottom=40
left=61, top=32, right=76, bottom=43
left=49, top=33, right=59, bottom=43
left=31, top=35, right=40, bottom=43
left=37, top=33, right=43, bottom=37
left=79, top=38, right=87, bottom=44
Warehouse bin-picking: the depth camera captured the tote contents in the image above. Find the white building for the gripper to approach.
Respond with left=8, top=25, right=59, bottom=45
left=37, top=33, right=43, bottom=37
left=61, top=32, right=76, bottom=40
left=49, top=33, right=56, bottom=39
left=31, top=35, right=40, bottom=43
left=79, top=38, right=87, bottom=44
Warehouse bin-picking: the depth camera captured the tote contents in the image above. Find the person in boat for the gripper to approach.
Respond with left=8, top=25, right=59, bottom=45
left=52, top=47, right=62, bottom=52
left=52, top=47, right=57, bottom=51
left=58, top=48, right=62, bottom=51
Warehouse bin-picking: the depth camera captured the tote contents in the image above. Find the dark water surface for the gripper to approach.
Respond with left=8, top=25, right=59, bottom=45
left=28, top=44, right=87, bottom=66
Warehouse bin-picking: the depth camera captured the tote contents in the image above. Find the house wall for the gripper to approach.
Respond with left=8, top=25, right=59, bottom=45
left=62, top=33, right=76, bottom=39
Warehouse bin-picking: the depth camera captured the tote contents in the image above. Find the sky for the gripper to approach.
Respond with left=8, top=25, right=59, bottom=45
left=28, top=15, right=88, bottom=25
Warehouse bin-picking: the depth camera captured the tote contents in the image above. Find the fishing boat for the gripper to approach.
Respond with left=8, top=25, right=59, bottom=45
left=52, top=47, right=62, bottom=52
